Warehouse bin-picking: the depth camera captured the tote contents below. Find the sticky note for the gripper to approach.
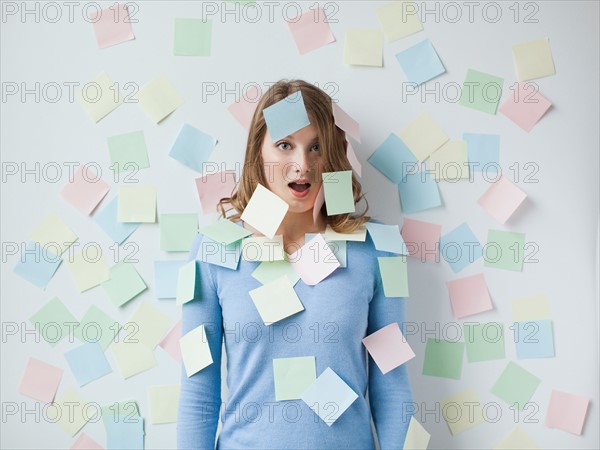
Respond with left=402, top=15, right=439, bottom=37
left=428, top=140, right=469, bottom=181
left=174, top=18, right=212, bottom=56
left=400, top=218, right=441, bottom=262
left=117, top=185, right=156, bottom=222
left=71, top=433, right=103, bottom=450
left=169, top=123, right=217, bottom=172
left=398, top=112, right=449, bottom=162
left=403, top=416, right=431, bottom=449
left=365, top=222, right=408, bottom=255
left=440, top=223, right=482, bottom=273
left=395, top=39, right=445, bottom=85
left=512, top=294, right=551, bottom=322
left=463, top=132, right=500, bottom=174
left=313, top=184, right=325, bottom=224
left=159, top=321, right=182, bottom=362
left=459, top=69, right=504, bottom=114
left=30, top=297, right=78, bottom=347
left=105, top=415, right=144, bottom=449
left=13, top=241, right=62, bottom=289
left=287, top=8, right=335, bottom=55
left=376, top=1, right=423, bottom=42
left=128, top=301, right=173, bottom=349
left=262, top=91, right=311, bottom=141
left=200, top=218, right=252, bottom=246
left=176, top=260, right=197, bottom=305
left=101, top=400, right=139, bottom=424
left=64, top=342, right=112, bottom=387
left=343, top=28, right=383, bottom=67
left=484, top=229, right=525, bottom=271
left=491, top=361, right=541, bottom=410
left=440, top=387, right=485, bottom=434
left=65, top=249, right=110, bottom=292
left=545, top=390, right=590, bottom=435
left=228, top=84, right=260, bottom=131
left=398, top=170, right=442, bottom=214
left=242, top=235, right=285, bottom=262
left=107, top=130, right=150, bottom=172
left=499, top=83, right=552, bottom=132
left=464, top=322, right=505, bottom=362
left=447, top=273, right=493, bottom=319
left=493, top=427, right=540, bottom=450
left=75, top=305, right=120, bottom=351
left=241, top=184, right=289, bottom=239
left=363, top=322, right=415, bottom=374
left=196, top=171, right=237, bottom=214
left=180, top=324, right=213, bottom=376
left=148, top=385, right=180, bottom=424
left=76, top=72, right=122, bottom=122
left=512, top=38, right=556, bottom=81
left=249, top=275, right=305, bottom=325
left=110, top=341, right=157, bottom=379
left=135, top=74, right=184, bottom=123
left=514, top=320, right=555, bottom=359
left=159, top=213, right=198, bottom=252
left=377, top=256, right=409, bottom=297
left=102, top=261, right=147, bottom=307
left=197, top=236, right=242, bottom=270
left=272, top=356, right=316, bottom=400
left=29, top=212, right=78, bottom=256
left=54, top=387, right=89, bottom=436
left=91, top=3, right=135, bottom=48
left=154, top=260, right=186, bottom=299
left=322, top=224, right=367, bottom=242
left=288, top=234, right=340, bottom=285
left=93, top=196, right=140, bottom=244
left=332, top=103, right=361, bottom=143
left=18, top=357, right=63, bottom=403
left=367, top=133, right=417, bottom=183
left=301, top=367, right=359, bottom=426
left=346, top=141, right=362, bottom=177
left=322, top=170, right=355, bottom=215
left=60, top=165, right=109, bottom=215
left=422, top=338, right=464, bottom=379
left=478, top=176, right=527, bottom=223
left=306, top=233, right=347, bottom=268
left=251, top=260, right=300, bottom=286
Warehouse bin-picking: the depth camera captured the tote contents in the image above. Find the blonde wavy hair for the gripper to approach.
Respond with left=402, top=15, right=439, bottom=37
left=217, top=79, right=370, bottom=234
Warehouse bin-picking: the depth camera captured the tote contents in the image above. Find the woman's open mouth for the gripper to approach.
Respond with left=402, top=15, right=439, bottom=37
left=288, top=181, right=311, bottom=198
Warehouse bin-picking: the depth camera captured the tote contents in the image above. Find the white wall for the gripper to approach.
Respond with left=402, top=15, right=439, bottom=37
left=1, top=1, right=598, bottom=449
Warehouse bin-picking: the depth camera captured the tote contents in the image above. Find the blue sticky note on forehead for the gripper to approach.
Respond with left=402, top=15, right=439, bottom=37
left=262, top=91, right=311, bottom=141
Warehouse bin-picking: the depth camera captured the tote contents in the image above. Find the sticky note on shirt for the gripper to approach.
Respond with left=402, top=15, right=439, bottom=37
left=169, top=123, right=217, bottom=172
left=102, top=261, right=147, bottom=307
left=395, top=39, right=445, bottom=85
left=64, top=342, right=112, bottom=387
left=363, top=322, right=415, bottom=374
left=422, top=338, right=464, bottom=379
left=18, top=357, right=63, bottom=403
left=446, top=273, right=493, bottom=318
left=174, top=18, right=212, bottom=56
left=288, top=234, right=340, bottom=285
left=478, top=176, right=527, bottom=223
left=499, top=83, right=552, bottom=132
left=200, top=218, right=252, bottom=246
left=322, top=170, right=355, bottom=215
left=107, top=130, right=150, bottom=173
left=545, top=390, right=590, bottom=435
left=180, top=324, right=213, bottom=376
left=117, top=185, right=156, bottom=222
left=398, top=112, right=448, bottom=162
left=367, top=133, right=417, bottom=183
left=484, top=229, right=525, bottom=271
left=60, top=165, right=109, bottom=215
left=242, top=235, right=285, bottom=262
left=91, top=3, right=135, bottom=49
left=241, top=183, right=289, bottom=239
left=491, top=361, right=541, bottom=410
left=287, top=8, right=335, bottom=55
left=251, top=259, right=300, bottom=286
left=272, top=356, right=316, bottom=400
left=366, top=222, right=408, bottom=255
left=197, top=236, right=242, bottom=270
left=76, top=72, right=122, bottom=122
left=135, top=74, right=184, bottom=123
left=512, top=38, right=556, bottom=81
left=459, top=69, right=503, bottom=114
left=343, top=28, right=383, bottom=67
left=377, top=256, right=409, bottom=297
left=375, top=1, right=423, bottom=42
left=248, top=275, right=305, bottom=325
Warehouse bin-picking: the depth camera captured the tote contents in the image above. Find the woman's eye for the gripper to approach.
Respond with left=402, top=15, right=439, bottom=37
left=311, top=144, right=320, bottom=152
left=277, top=142, right=291, bottom=150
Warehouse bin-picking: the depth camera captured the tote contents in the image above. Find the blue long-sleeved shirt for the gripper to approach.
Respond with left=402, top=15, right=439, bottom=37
left=177, top=220, right=413, bottom=449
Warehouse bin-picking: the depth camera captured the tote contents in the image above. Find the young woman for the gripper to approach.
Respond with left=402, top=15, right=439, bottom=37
left=177, top=79, right=413, bottom=449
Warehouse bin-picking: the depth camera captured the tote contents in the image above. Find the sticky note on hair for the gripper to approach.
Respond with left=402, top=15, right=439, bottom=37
left=322, top=170, right=355, bottom=215
left=262, top=91, right=310, bottom=141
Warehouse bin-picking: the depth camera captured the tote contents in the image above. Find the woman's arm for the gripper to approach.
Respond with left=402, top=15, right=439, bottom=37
left=177, top=234, right=223, bottom=450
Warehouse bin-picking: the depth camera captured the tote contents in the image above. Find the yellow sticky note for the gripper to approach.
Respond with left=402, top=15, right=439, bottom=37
left=344, top=28, right=383, bottom=67
left=428, top=140, right=469, bottom=181
left=135, top=74, right=184, bottom=123
left=65, top=249, right=110, bottom=292
left=511, top=294, right=551, bottom=321
left=242, top=235, right=285, bottom=262
left=128, top=301, right=174, bottom=349
left=493, top=426, right=540, bottom=449
left=376, top=1, right=423, bottom=42
left=76, top=72, right=123, bottom=122
left=398, top=112, right=448, bottom=162
left=322, top=224, right=367, bottom=242
left=241, top=183, right=289, bottom=239
left=110, top=341, right=157, bottom=379
left=248, top=275, right=304, bottom=325
left=512, top=38, right=556, bottom=81
left=29, top=212, right=78, bottom=256
left=440, top=387, right=485, bottom=435
left=117, top=185, right=157, bottom=222
left=180, top=324, right=213, bottom=377
left=54, top=387, right=89, bottom=436
left=147, top=385, right=180, bottom=424
left=403, top=416, right=430, bottom=449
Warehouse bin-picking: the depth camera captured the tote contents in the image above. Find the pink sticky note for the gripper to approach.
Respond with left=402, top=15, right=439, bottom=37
left=18, top=357, right=63, bottom=403
left=346, top=141, right=362, bottom=177
left=228, top=84, right=261, bottom=130
left=362, top=323, right=415, bottom=374
left=545, top=390, right=590, bottom=435
left=289, top=234, right=340, bottom=285
left=287, top=8, right=335, bottom=55
left=195, top=171, right=237, bottom=215
left=446, top=273, right=493, bottom=318
left=478, top=176, right=527, bottom=223
left=159, top=320, right=182, bottom=363
left=71, top=432, right=104, bottom=450
left=499, top=83, right=552, bottom=132
left=332, top=103, right=361, bottom=143
left=91, top=3, right=135, bottom=49
left=313, top=184, right=325, bottom=224
left=401, top=218, right=441, bottom=262
left=60, top=165, right=110, bottom=215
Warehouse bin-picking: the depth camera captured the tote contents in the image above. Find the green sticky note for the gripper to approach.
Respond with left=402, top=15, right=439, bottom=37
left=75, top=305, right=120, bottom=351
left=251, top=260, right=300, bottom=286
left=102, top=262, right=147, bottom=307
left=176, top=260, right=197, bottom=305
left=148, top=385, right=180, bottom=424
left=174, top=18, right=212, bottom=56
left=322, top=170, right=356, bottom=216
left=464, top=322, right=505, bottom=362
left=491, top=361, right=541, bottom=410
left=422, top=338, right=465, bottom=379
left=29, top=297, right=79, bottom=347
left=484, top=229, right=525, bottom=271
left=160, top=214, right=198, bottom=252
left=459, top=69, right=504, bottom=114
left=377, top=256, right=409, bottom=297
left=200, top=218, right=252, bottom=246
left=107, top=131, right=150, bottom=173
left=272, top=356, right=316, bottom=401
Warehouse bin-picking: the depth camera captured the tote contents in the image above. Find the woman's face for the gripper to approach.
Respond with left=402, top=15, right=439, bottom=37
left=260, top=122, right=324, bottom=214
